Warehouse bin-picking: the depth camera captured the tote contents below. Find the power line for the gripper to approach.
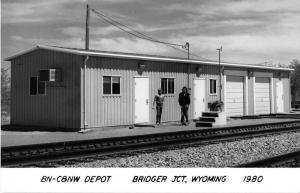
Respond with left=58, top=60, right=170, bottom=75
left=90, top=7, right=214, bottom=61
left=91, top=9, right=192, bottom=57
left=90, top=8, right=276, bottom=65
left=91, top=8, right=183, bottom=47
left=92, top=12, right=157, bottom=44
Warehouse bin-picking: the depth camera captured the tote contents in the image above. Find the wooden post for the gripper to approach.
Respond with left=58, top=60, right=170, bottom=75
left=217, top=46, right=222, bottom=102
left=83, top=4, right=90, bottom=130
left=85, top=4, right=90, bottom=50
left=186, top=42, right=190, bottom=89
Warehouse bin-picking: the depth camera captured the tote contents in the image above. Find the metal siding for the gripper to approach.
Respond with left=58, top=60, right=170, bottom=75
left=10, top=50, right=81, bottom=129
left=12, top=50, right=292, bottom=129
left=189, top=64, right=220, bottom=114
left=282, top=76, right=291, bottom=112
left=225, top=76, right=245, bottom=116
left=248, top=75, right=255, bottom=115
left=250, top=70, right=278, bottom=115
left=84, top=58, right=187, bottom=127
left=83, top=58, right=223, bottom=128
left=12, top=50, right=291, bottom=129
left=274, top=76, right=287, bottom=113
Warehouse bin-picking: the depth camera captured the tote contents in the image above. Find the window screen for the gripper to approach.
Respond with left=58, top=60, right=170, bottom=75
left=168, top=78, right=174, bottom=94
left=161, top=78, right=168, bottom=94
left=210, top=79, right=217, bottom=94
left=103, top=76, right=111, bottom=94
left=103, top=76, right=121, bottom=95
left=161, top=78, right=175, bottom=94
left=112, top=76, right=120, bottom=94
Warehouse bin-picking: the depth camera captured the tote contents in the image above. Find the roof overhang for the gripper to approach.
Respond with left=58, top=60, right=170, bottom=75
left=4, top=45, right=293, bottom=71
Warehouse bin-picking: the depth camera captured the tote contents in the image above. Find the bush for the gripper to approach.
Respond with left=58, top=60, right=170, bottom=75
left=210, top=101, right=224, bottom=112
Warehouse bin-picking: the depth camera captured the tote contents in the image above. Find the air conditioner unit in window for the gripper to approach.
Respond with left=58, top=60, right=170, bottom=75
left=39, top=69, right=61, bottom=82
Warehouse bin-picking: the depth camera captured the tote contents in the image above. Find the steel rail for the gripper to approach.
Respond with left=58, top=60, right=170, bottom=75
left=238, top=149, right=300, bottom=167
left=2, top=120, right=300, bottom=167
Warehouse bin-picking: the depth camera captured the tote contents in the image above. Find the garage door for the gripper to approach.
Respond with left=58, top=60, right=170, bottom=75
left=255, top=77, right=271, bottom=114
left=225, top=76, right=244, bottom=117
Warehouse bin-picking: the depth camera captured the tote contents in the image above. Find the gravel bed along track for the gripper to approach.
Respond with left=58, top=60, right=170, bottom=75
left=58, top=132, right=300, bottom=168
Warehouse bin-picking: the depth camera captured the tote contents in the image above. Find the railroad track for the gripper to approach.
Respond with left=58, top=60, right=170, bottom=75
left=2, top=120, right=300, bottom=167
left=238, top=149, right=300, bottom=167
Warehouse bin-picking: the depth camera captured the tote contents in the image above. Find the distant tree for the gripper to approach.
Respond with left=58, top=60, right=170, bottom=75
left=1, top=67, right=11, bottom=100
left=290, top=59, right=300, bottom=102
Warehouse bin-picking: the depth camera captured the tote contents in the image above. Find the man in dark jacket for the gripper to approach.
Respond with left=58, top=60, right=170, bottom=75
left=178, top=86, right=190, bottom=125
left=152, top=88, right=165, bottom=125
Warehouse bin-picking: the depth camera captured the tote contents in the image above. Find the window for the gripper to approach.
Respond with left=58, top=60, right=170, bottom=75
left=103, top=76, right=121, bottom=95
left=209, top=79, right=217, bottom=94
left=161, top=78, right=175, bottom=94
left=30, top=76, right=46, bottom=95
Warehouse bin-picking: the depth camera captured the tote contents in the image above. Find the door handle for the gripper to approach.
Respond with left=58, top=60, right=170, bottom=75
left=146, top=99, right=149, bottom=104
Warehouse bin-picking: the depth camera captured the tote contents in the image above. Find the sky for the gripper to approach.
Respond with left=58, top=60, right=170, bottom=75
left=1, top=0, right=300, bottom=69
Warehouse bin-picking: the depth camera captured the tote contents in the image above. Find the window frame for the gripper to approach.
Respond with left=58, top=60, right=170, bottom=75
left=160, top=77, right=175, bottom=95
left=102, top=75, right=122, bottom=97
left=29, top=76, right=47, bottom=96
left=209, top=79, right=217, bottom=95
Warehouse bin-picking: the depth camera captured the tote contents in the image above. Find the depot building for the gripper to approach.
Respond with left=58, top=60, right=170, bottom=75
left=5, top=45, right=292, bottom=130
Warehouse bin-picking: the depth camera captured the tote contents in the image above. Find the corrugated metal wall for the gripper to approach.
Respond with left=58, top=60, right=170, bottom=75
left=10, top=50, right=291, bottom=129
left=11, top=50, right=81, bottom=129
left=82, top=57, right=222, bottom=128
left=274, top=72, right=291, bottom=113
left=227, top=69, right=291, bottom=115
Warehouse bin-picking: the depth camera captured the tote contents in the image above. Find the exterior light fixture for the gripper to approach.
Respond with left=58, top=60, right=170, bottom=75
left=248, top=70, right=253, bottom=79
left=278, top=72, right=283, bottom=79
left=196, top=66, right=203, bottom=73
left=138, top=63, right=146, bottom=70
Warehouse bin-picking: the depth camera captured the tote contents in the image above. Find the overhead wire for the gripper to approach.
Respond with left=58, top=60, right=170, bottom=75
left=90, top=8, right=274, bottom=65
left=90, top=8, right=215, bottom=61
left=91, top=8, right=183, bottom=47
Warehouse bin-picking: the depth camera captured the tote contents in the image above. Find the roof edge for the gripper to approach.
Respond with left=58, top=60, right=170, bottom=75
left=4, top=45, right=293, bottom=71
left=4, top=46, right=40, bottom=61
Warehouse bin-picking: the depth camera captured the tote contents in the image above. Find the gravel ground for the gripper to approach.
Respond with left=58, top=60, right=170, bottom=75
left=63, top=132, right=300, bottom=167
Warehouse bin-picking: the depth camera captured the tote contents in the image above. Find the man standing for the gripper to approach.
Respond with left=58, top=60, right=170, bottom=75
left=153, top=88, right=165, bottom=125
left=178, top=87, right=190, bottom=125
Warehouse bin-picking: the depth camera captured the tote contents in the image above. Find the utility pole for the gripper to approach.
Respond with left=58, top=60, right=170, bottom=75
left=217, top=46, right=222, bottom=102
left=85, top=4, right=90, bottom=50
left=184, top=42, right=190, bottom=60
left=183, top=42, right=190, bottom=90
left=83, top=4, right=90, bottom=131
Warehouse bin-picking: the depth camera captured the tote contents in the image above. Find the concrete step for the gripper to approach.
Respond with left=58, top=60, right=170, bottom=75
left=202, top=112, right=219, bottom=117
left=195, top=121, right=214, bottom=127
left=199, top=117, right=216, bottom=122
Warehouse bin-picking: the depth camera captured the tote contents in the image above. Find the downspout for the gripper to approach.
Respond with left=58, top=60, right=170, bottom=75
left=186, top=42, right=190, bottom=90
left=187, top=63, right=190, bottom=89
left=289, top=71, right=292, bottom=111
left=83, top=55, right=89, bottom=129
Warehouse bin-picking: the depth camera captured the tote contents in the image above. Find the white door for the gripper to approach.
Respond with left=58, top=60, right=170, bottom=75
left=225, top=76, right=244, bottom=117
left=276, top=80, right=284, bottom=113
left=255, top=77, right=271, bottom=114
left=134, top=77, right=150, bottom=123
left=193, top=79, right=205, bottom=118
